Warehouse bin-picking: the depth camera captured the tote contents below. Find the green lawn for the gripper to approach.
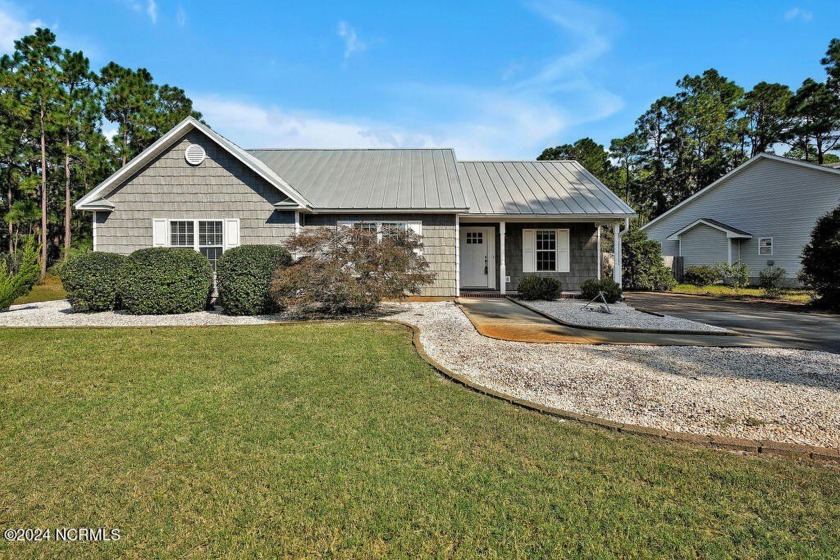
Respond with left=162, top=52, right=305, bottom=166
left=1, top=324, right=838, bottom=558
left=13, top=274, right=67, bottom=305
left=672, top=283, right=813, bottom=304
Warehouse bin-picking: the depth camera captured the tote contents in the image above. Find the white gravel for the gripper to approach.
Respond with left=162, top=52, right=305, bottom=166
left=0, top=300, right=292, bottom=327
left=526, top=299, right=732, bottom=333
left=386, top=301, right=840, bottom=449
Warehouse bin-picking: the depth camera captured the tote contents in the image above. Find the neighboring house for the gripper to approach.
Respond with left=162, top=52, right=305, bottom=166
left=75, top=117, right=634, bottom=297
left=642, top=153, right=840, bottom=284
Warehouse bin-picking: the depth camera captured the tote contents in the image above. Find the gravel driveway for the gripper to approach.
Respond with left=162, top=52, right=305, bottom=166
left=388, top=301, right=840, bottom=449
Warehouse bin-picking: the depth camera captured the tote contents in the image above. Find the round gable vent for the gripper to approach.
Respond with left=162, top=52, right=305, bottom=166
left=185, top=144, right=206, bottom=165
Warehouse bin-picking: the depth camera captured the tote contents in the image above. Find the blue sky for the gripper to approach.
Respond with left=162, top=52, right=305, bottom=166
left=2, top=0, right=839, bottom=158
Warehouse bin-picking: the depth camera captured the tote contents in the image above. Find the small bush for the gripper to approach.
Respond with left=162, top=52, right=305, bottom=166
left=579, top=278, right=622, bottom=303
left=0, top=239, right=39, bottom=311
left=120, top=248, right=213, bottom=314
left=518, top=276, right=563, bottom=301
left=759, top=266, right=787, bottom=298
left=270, top=226, right=435, bottom=314
left=715, top=262, right=750, bottom=288
left=59, top=252, right=128, bottom=312
left=683, top=265, right=721, bottom=286
left=217, top=245, right=293, bottom=315
left=621, top=228, right=676, bottom=291
left=801, top=205, right=840, bottom=310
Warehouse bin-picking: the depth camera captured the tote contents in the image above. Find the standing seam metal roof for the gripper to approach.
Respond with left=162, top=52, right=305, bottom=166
left=248, top=148, right=468, bottom=211
left=456, top=160, right=635, bottom=216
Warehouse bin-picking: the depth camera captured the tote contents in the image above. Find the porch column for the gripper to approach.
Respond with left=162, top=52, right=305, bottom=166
left=727, top=238, right=732, bottom=265
left=455, top=215, right=460, bottom=296
left=499, top=221, right=506, bottom=295
left=613, top=222, right=622, bottom=287
left=596, top=224, right=601, bottom=279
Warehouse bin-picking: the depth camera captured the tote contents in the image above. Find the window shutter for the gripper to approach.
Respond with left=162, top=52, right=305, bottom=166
left=153, top=219, right=167, bottom=247
left=225, top=219, right=240, bottom=249
left=523, top=229, right=536, bottom=272
left=557, top=229, right=570, bottom=272
left=406, top=221, right=423, bottom=255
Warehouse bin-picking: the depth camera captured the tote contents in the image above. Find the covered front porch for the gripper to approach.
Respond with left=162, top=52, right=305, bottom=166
left=456, top=217, right=628, bottom=296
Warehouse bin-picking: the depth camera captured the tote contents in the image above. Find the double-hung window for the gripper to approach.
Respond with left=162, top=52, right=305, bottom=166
left=758, top=237, right=773, bottom=256
left=339, top=220, right=423, bottom=252
left=156, top=219, right=238, bottom=270
left=522, top=228, right=570, bottom=273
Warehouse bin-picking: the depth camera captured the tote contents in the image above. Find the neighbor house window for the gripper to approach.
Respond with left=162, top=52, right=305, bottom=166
left=535, top=230, right=557, bottom=272
left=759, top=237, right=773, bottom=256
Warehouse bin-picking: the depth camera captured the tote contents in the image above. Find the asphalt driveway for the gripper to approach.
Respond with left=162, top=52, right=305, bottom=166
left=624, top=292, right=840, bottom=354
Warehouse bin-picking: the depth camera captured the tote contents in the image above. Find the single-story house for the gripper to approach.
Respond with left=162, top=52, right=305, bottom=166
left=75, top=117, right=634, bottom=297
left=642, top=153, right=840, bottom=284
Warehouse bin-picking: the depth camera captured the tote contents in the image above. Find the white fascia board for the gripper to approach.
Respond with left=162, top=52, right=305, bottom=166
left=665, top=219, right=752, bottom=241
left=459, top=213, right=634, bottom=222
left=75, top=117, right=312, bottom=211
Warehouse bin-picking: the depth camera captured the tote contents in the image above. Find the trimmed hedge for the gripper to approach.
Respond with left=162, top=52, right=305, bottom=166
left=518, top=276, right=562, bottom=301
left=217, top=245, right=293, bottom=315
left=120, top=248, right=213, bottom=315
left=579, top=278, right=622, bottom=303
left=59, top=252, right=128, bottom=312
left=683, top=265, right=721, bottom=287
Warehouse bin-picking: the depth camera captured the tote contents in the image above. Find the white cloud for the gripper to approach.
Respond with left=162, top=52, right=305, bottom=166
left=337, top=21, right=367, bottom=61
left=146, top=0, right=158, bottom=24
left=0, top=5, right=42, bottom=53
left=784, top=7, right=813, bottom=22
left=193, top=1, right=623, bottom=159
left=176, top=5, right=187, bottom=28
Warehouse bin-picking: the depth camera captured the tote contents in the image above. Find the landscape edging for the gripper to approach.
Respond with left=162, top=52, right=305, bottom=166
left=389, top=319, right=840, bottom=465
left=510, top=297, right=742, bottom=336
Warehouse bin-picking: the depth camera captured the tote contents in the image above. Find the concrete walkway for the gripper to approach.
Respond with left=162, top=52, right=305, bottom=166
left=457, top=297, right=773, bottom=347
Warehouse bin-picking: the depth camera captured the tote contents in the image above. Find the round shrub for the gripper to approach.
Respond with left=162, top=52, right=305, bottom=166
left=517, top=276, right=562, bottom=301
left=579, top=278, right=622, bottom=303
left=217, top=245, right=293, bottom=315
left=759, top=266, right=787, bottom=298
left=59, top=252, right=128, bottom=312
left=120, top=248, right=213, bottom=315
left=682, top=265, right=721, bottom=286
left=801, top=205, right=840, bottom=310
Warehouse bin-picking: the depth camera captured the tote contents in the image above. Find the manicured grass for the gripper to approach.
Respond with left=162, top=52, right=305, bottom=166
left=13, top=274, right=67, bottom=305
left=1, top=323, right=838, bottom=557
left=672, top=283, right=814, bottom=304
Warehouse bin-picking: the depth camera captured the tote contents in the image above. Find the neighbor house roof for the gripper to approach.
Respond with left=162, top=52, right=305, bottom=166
left=642, top=152, right=840, bottom=232
left=456, top=160, right=635, bottom=217
left=665, top=218, right=752, bottom=241
left=248, top=148, right=468, bottom=212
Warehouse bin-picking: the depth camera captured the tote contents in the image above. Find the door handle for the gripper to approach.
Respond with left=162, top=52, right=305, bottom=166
left=484, top=256, right=488, bottom=275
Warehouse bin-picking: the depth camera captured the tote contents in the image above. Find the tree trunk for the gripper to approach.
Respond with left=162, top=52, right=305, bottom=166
left=6, top=185, right=11, bottom=253
left=40, top=106, right=48, bottom=278
left=122, top=130, right=128, bottom=166
left=65, top=131, right=72, bottom=251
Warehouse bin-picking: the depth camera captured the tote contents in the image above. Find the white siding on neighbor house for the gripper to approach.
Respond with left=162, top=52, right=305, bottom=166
left=644, top=157, right=840, bottom=278
left=680, top=224, right=729, bottom=267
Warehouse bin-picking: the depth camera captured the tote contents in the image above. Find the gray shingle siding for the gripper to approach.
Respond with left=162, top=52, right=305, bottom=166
left=304, top=213, right=457, bottom=297
left=464, top=222, right=598, bottom=292
left=96, top=130, right=296, bottom=253
left=644, top=157, right=840, bottom=279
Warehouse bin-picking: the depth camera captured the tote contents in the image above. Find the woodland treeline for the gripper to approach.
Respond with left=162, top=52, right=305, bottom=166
left=0, top=28, right=200, bottom=275
left=539, top=38, right=840, bottom=221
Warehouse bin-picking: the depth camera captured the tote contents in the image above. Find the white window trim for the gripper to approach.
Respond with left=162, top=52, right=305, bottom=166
left=524, top=228, right=570, bottom=273
left=337, top=220, right=423, bottom=253
left=758, top=237, right=774, bottom=256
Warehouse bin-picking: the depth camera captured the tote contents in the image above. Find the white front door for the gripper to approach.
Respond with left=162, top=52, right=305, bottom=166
left=460, top=227, right=495, bottom=288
